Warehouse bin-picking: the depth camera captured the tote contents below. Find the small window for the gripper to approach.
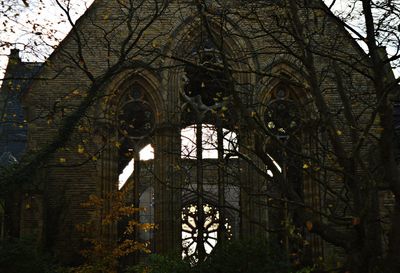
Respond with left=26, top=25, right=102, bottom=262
left=118, top=144, right=154, bottom=189
left=119, top=159, right=134, bottom=190
left=139, top=186, right=154, bottom=241
left=181, top=124, right=237, bottom=159
left=139, top=144, right=154, bottom=161
left=265, top=154, right=282, bottom=178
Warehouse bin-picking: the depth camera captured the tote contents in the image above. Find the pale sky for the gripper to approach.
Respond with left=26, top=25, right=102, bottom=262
left=0, top=0, right=94, bottom=79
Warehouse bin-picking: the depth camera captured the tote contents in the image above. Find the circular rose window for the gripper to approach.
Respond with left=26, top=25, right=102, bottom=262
left=118, top=100, right=155, bottom=139
left=182, top=203, right=232, bottom=263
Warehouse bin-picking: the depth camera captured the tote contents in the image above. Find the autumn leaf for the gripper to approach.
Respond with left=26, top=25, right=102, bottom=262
left=306, top=220, right=313, bottom=231
left=78, top=144, right=85, bottom=154
left=72, top=89, right=80, bottom=96
left=152, top=40, right=159, bottom=48
left=352, top=217, right=361, bottom=226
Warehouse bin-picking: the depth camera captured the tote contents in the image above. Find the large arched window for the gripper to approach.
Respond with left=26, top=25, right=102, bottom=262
left=262, top=81, right=308, bottom=258
left=263, top=83, right=303, bottom=193
left=115, top=82, right=157, bottom=257
left=178, top=28, right=239, bottom=261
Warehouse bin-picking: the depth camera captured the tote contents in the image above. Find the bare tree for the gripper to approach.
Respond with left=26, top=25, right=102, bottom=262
left=171, top=0, right=400, bottom=272
left=1, top=0, right=400, bottom=272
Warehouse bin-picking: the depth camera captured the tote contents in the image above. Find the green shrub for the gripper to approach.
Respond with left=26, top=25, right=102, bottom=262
left=133, top=239, right=293, bottom=273
left=130, top=254, right=191, bottom=273
left=199, top=239, right=291, bottom=273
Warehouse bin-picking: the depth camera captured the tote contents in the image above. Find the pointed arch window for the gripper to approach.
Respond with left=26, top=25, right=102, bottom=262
left=179, top=28, right=239, bottom=262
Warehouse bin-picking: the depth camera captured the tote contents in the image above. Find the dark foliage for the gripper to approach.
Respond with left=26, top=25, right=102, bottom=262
left=0, top=237, right=60, bottom=273
left=133, top=239, right=295, bottom=273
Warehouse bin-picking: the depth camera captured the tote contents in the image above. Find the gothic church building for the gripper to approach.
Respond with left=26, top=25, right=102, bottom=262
left=0, top=0, right=389, bottom=266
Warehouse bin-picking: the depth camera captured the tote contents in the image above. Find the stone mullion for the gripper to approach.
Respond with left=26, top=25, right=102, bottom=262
left=100, top=137, right=118, bottom=242
left=239, top=129, right=267, bottom=239
left=239, top=129, right=252, bottom=238
left=217, top=125, right=226, bottom=241
left=196, top=123, right=206, bottom=261
left=154, top=126, right=181, bottom=254
left=303, top=131, right=323, bottom=259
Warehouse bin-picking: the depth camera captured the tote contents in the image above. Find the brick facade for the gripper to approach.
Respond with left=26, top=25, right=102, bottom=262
left=1, top=0, right=386, bottom=266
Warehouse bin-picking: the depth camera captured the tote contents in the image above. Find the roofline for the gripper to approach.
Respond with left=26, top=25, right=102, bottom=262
left=45, top=0, right=100, bottom=65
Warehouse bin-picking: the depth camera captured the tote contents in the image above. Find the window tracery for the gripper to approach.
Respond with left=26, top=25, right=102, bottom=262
left=118, top=84, right=155, bottom=140
left=181, top=203, right=232, bottom=264
left=181, top=36, right=234, bottom=125
left=264, top=85, right=301, bottom=137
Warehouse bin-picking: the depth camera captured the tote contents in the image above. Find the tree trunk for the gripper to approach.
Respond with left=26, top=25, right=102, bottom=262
left=387, top=198, right=400, bottom=272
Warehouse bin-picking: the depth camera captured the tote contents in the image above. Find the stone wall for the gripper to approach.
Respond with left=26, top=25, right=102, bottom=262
left=2, top=0, right=378, bottom=264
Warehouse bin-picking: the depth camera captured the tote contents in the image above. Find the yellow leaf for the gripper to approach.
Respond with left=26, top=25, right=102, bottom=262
left=115, top=141, right=121, bottom=148
left=303, top=163, right=310, bottom=169
left=336, top=130, right=342, bottom=136
left=59, top=157, right=66, bottom=163
left=92, top=156, right=98, bottom=161
left=152, top=40, right=159, bottom=48
left=78, top=145, right=85, bottom=154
